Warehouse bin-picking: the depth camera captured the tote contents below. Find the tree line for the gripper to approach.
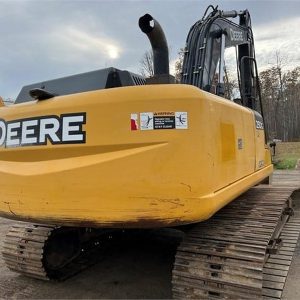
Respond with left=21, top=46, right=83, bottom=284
left=260, top=65, right=300, bottom=142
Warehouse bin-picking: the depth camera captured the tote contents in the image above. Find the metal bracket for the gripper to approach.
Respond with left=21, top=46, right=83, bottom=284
left=284, top=207, right=294, bottom=216
left=267, top=238, right=282, bottom=255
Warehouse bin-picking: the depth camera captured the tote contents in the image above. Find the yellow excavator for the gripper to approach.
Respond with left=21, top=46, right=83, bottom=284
left=0, top=5, right=299, bottom=299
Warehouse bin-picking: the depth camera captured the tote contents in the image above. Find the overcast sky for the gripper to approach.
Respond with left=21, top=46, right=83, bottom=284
left=1, top=0, right=300, bottom=99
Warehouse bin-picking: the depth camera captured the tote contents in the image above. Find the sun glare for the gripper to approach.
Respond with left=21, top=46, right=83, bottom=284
left=107, top=45, right=119, bottom=59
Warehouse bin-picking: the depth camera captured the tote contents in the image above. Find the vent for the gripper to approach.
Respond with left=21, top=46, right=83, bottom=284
left=132, top=76, right=146, bottom=85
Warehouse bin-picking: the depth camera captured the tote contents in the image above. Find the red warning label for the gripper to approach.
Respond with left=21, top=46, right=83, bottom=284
left=130, top=113, right=139, bottom=130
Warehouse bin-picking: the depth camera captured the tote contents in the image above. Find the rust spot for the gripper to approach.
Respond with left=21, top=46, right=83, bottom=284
left=158, top=198, right=184, bottom=207
left=132, top=196, right=184, bottom=207
left=3, top=202, right=16, bottom=216
left=0, top=211, right=191, bottom=229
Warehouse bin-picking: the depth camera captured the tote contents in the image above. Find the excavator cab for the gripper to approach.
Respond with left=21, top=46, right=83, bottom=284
left=181, top=6, right=262, bottom=114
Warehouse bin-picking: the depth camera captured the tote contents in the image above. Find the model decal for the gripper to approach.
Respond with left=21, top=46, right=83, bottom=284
left=0, top=112, right=86, bottom=147
left=254, top=111, right=264, bottom=130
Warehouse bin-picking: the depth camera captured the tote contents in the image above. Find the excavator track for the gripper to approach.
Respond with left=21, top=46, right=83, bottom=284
left=172, top=186, right=300, bottom=299
left=2, top=224, right=55, bottom=280
left=2, top=224, right=118, bottom=281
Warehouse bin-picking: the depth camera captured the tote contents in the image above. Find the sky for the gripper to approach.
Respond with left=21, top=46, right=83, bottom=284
left=1, top=0, right=300, bottom=99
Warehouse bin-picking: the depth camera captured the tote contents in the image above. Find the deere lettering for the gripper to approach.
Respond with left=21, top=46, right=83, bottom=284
left=0, top=113, right=86, bottom=147
left=229, top=28, right=244, bottom=42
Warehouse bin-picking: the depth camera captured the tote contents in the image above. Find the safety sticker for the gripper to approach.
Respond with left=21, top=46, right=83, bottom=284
left=153, top=112, right=175, bottom=129
left=138, top=111, right=188, bottom=130
left=130, top=113, right=139, bottom=130
left=140, top=112, right=154, bottom=130
left=175, top=112, right=188, bottom=129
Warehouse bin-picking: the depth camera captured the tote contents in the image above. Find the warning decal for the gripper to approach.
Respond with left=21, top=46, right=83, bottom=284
left=138, top=111, right=188, bottom=130
left=153, top=112, right=175, bottom=129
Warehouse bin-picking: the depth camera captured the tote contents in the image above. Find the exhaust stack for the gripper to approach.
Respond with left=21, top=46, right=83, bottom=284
left=139, top=14, right=174, bottom=84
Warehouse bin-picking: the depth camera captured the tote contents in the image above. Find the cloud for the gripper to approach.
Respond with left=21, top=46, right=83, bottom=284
left=53, top=27, right=121, bottom=61
left=1, top=1, right=300, bottom=100
left=0, top=2, right=125, bottom=99
left=221, top=16, right=300, bottom=80
left=253, top=16, right=300, bottom=70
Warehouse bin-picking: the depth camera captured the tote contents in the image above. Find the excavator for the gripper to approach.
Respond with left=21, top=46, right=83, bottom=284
left=0, top=5, right=299, bottom=299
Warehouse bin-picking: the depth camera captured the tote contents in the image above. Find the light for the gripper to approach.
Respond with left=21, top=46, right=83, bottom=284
left=107, top=45, right=119, bottom=59
left=60, top=27, right=121, bottom=61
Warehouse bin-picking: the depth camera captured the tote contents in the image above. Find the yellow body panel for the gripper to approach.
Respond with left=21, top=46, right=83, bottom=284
left=0, top=84, right=272, bottom=227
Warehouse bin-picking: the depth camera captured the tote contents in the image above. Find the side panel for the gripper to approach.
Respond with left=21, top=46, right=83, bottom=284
left=208, top=96, right=256, bottom=192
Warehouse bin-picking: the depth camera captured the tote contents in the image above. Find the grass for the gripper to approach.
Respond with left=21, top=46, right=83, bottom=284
left=273, top=155, right=299, bottom=169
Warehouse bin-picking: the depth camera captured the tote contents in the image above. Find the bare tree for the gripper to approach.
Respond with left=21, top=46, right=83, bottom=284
left=174, top=48, right=184, bottom=82
left=139, top=48, right=183, bottom=81
left=224, top=67, right=238, bottom=100
left=139, top=50, right=154, bottom=77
